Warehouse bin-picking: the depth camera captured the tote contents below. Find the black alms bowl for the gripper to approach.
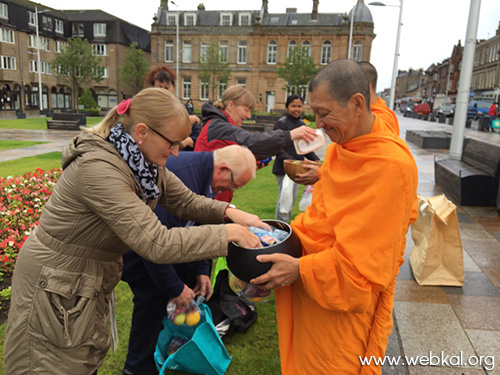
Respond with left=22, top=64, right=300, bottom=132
left=227, top=219, right=302, bottom=283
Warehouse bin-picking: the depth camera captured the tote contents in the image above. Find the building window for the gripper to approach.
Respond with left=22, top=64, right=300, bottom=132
left=94, top=66, right=108, bottom=78
left=92, top=44, right=106, bottom=56
left=0, top=28, right=14, bottom=44
left=353, top=41, right=362, bottom=62
left=288, top=41, right=297, bottom=56
left=94, top=23, right=106, bottom=37
left=54, top=19, right=63, bottom=33
left=72, top=23, right=84, bottom=37
left=28, top=11, right=36, bottom=26
left=218, top=82, right=227, bottom=100
left=42, top=16, right=52, bottom=30
left=183, top=41, right=192, bottom=63
left=29, top=60, right=51, bottom=74
left=200, top=42, right=209, bottom=61
left=167, top=14, right=176, bottom=26
left=239, top=13, right=251, bottom=26
left=238, top=41, right=247, bottom=64
left=321, top=41, right=332, bottom=65
left=236, top=79, right=246, bottom=88
left=42, top=61, right=51, bottom=75
left=165, top=40, right=173, bottom=62
left=267, top=41, right=277, bottom=64
left=302, top=41, right=311, bottom=56
left=219, top=42, right=228, bottom=63
left=0, top=55, right=15, bottom=70
left=56, top=40, right=68, bottom=53
left=29, top=35, right=49, bottom=51
left=183, top=77, right=191, bottom=99
left=200, top=80, right=209, bottom=100
left=0, top=3, right=8, bottom=20
left=184, top=14, right=196, bottom=26
left=220, top=13, right=232, bottom=26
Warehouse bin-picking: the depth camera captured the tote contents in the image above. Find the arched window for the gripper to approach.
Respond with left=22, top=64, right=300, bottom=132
left=58, top=87, right=65, bottom=108
left=51, top=87, right=58, bottom=108
left=13, top=84, right=21, bottom=110
left=0, top=84, right=11, bottom=110
left=267, top=41, right=277, bottom=64
left=288, top=41, right=297, bottom=57
left=353, top=41, right=362, bottom=62
left=302, top=41, right=311, bottom=56
left=321, top=41, right=332, bottom=65
left=108, top=89, right=118, bottom=108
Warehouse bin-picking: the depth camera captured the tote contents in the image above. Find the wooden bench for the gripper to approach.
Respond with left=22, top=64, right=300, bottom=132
left=406, top=130, right=452, bottom=149
left=47, top=112, right=86, bottom=130
left=434, top=139, right=500, bottom=206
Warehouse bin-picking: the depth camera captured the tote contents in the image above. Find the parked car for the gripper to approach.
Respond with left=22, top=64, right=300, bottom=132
left=413, top=102, right=431, bottom=115
left=467, top=101, right=491, bottom=120
left=436, top=104, right=456, bottom=118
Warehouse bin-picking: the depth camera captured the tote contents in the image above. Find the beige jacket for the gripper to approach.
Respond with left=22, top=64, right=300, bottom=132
left=4, top=132, right=229, bottom=374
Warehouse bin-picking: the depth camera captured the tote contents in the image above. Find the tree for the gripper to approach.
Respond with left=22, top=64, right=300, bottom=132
left=52, top=37, right=103, bottom=111
left=277, top=46, right=319, bottom=97
left=197, top=43, right=231, bottom=101
left=118, top=42, right=150, bottom=95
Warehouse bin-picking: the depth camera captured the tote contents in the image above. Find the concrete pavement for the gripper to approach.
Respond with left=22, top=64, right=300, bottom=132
left=0, top=115, right=499, bottom=374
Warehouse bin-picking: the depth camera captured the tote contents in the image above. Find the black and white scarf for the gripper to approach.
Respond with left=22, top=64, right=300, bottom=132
left=108, top=123, right=160, bottom=202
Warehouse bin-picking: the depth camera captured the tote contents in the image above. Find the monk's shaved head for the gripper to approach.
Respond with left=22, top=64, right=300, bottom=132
left=358, top=61, right=378, bottom=90
left=309, top=59, right=371, bottom=110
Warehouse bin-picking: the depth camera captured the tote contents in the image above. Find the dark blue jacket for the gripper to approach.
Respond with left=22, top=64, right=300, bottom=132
left=121, top=151, right=214, bottom=297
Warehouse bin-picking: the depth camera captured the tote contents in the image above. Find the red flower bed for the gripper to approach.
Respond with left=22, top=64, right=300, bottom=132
left=0, top=168, right=61, bottom=274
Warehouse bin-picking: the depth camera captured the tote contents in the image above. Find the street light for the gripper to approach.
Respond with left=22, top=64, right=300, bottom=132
left=369, top=0, right=404, bottom=111
left=348, top=0, right=359, bottom=59
left=35, top=6, right=50, bottom=113
left=170, top=1, right=180, bottom=97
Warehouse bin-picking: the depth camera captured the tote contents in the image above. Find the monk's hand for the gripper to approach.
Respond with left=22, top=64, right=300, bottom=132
left=225, top=207, right=271, bottom=231
left=295, top=161, right=321, bottom=185
left=250, top=254, right=300, bottom=290
left=226, top=224, right=263, bottom=249
left=193, top=274, right=213, bottom=300
left=290, top=125, right=317, bottom=142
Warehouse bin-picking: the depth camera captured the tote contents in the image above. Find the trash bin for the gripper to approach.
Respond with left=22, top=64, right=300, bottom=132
left=438, top=113, right=446, bottom=123
left=479, top=116, right=490, bottom=131
left=448, top=117, right=454, bottom=125
left=465, top=119, right=471, bottom=128
left=430, top=114, right=437, bottom=122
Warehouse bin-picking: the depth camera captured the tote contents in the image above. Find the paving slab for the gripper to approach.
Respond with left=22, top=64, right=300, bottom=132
left=465, top=329, right=500, bottom=375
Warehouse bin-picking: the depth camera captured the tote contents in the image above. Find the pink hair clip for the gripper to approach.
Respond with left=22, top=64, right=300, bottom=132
left=116, top=99, right=132, bottom=115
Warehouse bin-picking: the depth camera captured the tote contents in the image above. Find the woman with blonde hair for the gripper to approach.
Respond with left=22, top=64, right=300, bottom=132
left=195, top=85, right=317, bottom=202
left=4, top=87, right=265, bottom=375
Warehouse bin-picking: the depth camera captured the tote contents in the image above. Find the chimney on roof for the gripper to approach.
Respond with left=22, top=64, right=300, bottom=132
left=286, top=8, right=297, bottom=13
left=497, top=21, right=500, bottom=36
left=160, top=0, right=168, bottom=10
left=198, top=3, right=205, bottom=10
left=262, top=0, right=268, bottom=14
left=312, top=0, right=319, bottom=20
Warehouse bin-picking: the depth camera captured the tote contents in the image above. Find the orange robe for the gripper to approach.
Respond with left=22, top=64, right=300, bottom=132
left=275, top=116, right=418, bottom=375
left=371, top=97, right=400, bottom=136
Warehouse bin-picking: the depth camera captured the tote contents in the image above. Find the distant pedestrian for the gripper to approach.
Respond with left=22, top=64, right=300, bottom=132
left=488, top=102, right=499, bottom=132
left=185, top=98, right=194, bottom=115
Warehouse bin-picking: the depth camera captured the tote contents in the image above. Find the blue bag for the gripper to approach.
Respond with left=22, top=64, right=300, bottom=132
left=154, top=303, right=232, bottom=375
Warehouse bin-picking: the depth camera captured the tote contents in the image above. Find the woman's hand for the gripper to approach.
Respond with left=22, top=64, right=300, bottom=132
left=171, top=285, right=195, bottom=308
left=225, top=208, right=271, bottom=231
left=226, top=224, right=263, bottom=249
left=193, top=275, right=213, bottom=300
left=294, top=160, right=321, bottom=185
left=290, top=125, right=317, bottom=142
left=189, top=115, right=201, bottom=125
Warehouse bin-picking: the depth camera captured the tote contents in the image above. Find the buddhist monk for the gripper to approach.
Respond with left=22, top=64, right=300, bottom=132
left=359, top=61, right=400, bottom=136
left=252, top=59, right=419, bottom=375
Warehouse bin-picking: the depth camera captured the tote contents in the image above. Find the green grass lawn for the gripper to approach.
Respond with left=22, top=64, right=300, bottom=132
left=0, top=140, right=49, bottom=151
left=0, top=152, right=309, bottom=374
left=0, top=117, right=102, bottom=129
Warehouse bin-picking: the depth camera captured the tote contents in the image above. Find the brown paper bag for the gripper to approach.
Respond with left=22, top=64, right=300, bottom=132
left=409, top=194, right=464, bottom=286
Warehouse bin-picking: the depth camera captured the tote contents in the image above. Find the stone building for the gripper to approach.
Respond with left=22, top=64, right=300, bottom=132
left=472, top=22, right=500, bottom=101
left=150, top=0, right=375, bottom=112
left=0, top=0, right=150, bottom=118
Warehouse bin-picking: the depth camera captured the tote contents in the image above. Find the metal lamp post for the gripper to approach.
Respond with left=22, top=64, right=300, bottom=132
left=348, top=0, right=359, bottom=59
left=170, top=1, right=180, bottom=97
left=369, top=1, right=404, bottom=111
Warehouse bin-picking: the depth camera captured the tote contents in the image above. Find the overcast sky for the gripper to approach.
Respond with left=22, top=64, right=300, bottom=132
left=38, top=0, right=500, bottom=91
